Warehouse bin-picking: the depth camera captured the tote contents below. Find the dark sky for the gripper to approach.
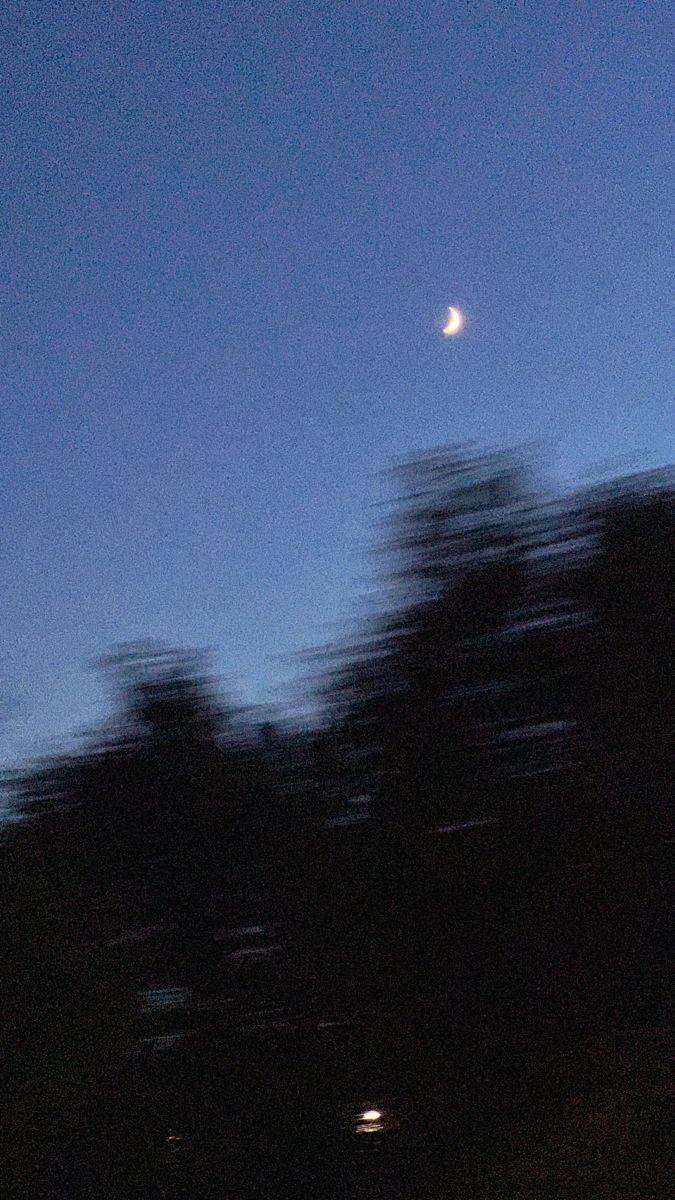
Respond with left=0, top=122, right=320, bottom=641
left=2, top=1, right=673, bottom=762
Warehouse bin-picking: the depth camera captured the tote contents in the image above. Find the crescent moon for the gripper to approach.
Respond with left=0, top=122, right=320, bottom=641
left=442, top=306, right=463, bottom=336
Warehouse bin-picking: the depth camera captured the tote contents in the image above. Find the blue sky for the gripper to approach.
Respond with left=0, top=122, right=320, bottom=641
left=2, top=1, right=673, bottom=763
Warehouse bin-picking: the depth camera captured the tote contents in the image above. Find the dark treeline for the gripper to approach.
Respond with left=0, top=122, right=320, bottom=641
left=3, top=446, right=674, bottom=1193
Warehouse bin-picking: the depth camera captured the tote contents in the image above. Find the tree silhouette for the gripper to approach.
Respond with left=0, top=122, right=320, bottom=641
left=3, top=449, right=673, bottom=1195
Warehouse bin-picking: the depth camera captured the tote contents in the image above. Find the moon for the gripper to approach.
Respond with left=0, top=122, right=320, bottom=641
left=442, top=306, right=463, bottom=336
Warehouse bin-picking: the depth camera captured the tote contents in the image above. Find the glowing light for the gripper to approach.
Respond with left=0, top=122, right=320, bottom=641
left=362, top=1109, right=382, bottom=1122
left=442, top=306, right=463, bottom=336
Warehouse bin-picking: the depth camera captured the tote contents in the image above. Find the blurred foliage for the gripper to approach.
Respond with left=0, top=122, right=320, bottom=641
left=2, top=447, right=674, bottom=1193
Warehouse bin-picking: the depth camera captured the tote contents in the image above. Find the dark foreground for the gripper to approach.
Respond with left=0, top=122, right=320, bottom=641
left=16, top=1018, right=674, bottom=1200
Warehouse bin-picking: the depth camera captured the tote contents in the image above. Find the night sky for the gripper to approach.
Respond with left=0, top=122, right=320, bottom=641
left=3, top=1, right=673, bottom=763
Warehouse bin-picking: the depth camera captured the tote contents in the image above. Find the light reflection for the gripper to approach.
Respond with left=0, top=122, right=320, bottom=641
left=355, top=1106, right=386, bottom=1134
